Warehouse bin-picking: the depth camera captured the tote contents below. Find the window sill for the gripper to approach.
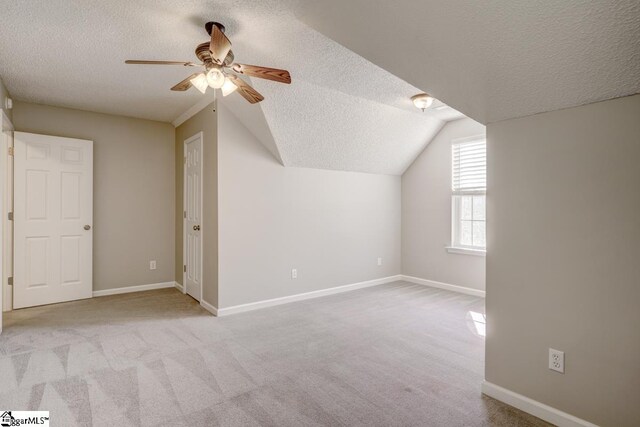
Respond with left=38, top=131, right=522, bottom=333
left=446, top=246, right=486, bottom=257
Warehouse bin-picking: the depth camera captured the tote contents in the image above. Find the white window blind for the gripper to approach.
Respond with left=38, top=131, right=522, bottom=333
left=452, top=139, right=486, bottom=193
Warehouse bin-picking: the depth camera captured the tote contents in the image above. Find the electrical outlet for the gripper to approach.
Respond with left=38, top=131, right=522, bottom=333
left=377, top=257, right=383, bottom=266
left=549, top=348, right=564, bottom=373
left=149, top=260, right=157, bottom=270
left=291, top=268, right=297, bottom=279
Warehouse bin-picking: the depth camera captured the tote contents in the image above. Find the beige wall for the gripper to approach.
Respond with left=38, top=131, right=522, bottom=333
left=174, top=102, right=218, bottom=306
left=486, top=94, right=640, bottom=426
left=402, top=118, right=486, bottom=290
left=12, top=101, right=175, bottom=291
left=217, top=103, right=401, bottom=308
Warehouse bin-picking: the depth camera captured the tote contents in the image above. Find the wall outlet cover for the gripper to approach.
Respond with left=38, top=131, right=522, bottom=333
left=549, top=348, right=564, bottom=373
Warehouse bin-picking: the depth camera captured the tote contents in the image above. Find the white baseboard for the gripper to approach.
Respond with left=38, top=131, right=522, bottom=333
left=93, top=281, right=178, bottom=297
left=217, top=275, right=402, bottom=316
left=401, top=275, right=485, bottom=297
left=174, top=282, right=184, bottom=292
left=482, top=381, right=598, bottom=427
left=200, top=299, right=218, bottom=316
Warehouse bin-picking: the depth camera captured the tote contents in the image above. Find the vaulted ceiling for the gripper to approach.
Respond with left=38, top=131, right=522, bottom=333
left=293, top=0, right=640, bottom=124
left=0, top=0, right=463, bottom=175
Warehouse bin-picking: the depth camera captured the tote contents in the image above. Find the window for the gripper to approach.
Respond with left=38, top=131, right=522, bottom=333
left=450, top=137, right=486, bottom=254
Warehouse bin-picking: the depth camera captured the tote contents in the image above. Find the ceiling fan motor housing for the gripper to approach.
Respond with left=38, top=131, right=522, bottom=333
left=196, top=42, right=234, bottom=66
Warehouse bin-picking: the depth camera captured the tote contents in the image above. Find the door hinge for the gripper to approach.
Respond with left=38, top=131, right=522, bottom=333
left=183, top=211, right=186, bottom=219
left=7, top=277, right=13, bottom=286
left=183, top=265, right=187, bottom=272
left=7, top=212, right=13, bottom=221
left=8, top=147, right=14, bottom=156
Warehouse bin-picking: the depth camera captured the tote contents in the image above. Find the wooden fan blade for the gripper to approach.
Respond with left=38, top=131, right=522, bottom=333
left=125, top=60, right=197, bottom=66
left=227, top=75, right=264, bottom=104
left=209, top=25, right=232, bottom=65
left=171, top=73, right=202, bottom=91
left=232, top=64, right=291, bottom=84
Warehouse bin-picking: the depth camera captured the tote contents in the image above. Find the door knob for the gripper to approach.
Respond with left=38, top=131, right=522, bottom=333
left=193, top=225, right=200, bottom=231
left=84, top=225, right=91, bottom=230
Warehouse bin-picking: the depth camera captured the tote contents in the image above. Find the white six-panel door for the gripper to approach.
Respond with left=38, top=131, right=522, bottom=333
left=14, top=132, right=93, bottom=308
left=184, top=132, right=202, bottom=302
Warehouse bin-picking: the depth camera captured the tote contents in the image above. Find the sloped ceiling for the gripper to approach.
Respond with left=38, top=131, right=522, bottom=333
left=0, top=0, right=463, bottom=175
left=293, top=0, right=640, bottom=124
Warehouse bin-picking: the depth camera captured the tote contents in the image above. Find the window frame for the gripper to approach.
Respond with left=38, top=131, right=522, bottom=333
left=449, top=135, right=487, bottom=255
left=450, top=193, right=486, bottom=251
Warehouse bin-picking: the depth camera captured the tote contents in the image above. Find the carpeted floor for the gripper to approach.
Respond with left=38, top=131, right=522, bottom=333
left=0, top=281, right=550, bottom=426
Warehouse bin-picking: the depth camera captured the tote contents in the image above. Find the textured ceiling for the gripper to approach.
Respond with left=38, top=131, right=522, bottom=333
left=249, top=79, right=442, bottom=174
left=0, top=0, right=462, bottom=175
left=293, top=0, right=640, bottom=124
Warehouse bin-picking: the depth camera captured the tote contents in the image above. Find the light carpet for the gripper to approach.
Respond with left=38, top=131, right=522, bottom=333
left=0, top=281, right=550, bottom=426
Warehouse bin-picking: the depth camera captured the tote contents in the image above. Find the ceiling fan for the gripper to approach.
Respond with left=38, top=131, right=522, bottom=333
left=125, top=21, right=291, bottom=104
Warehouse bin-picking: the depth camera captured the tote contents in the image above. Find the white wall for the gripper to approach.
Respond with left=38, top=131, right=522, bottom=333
left=402, top=118, right=486, bottom=291
left=217, top=103, right=401, bottom=308
left=486, top=94, right=640, bottom=426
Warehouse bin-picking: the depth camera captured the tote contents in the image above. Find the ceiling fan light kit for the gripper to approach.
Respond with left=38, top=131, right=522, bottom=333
left=125, top=21, right=291, bottom=104
left=221, top=78, right=238, bottom=97
left=190, top=74, right=209, bottom=94
left=411, top=93, right=435, bottom=111
left=206, top=68, right=225, bottom=89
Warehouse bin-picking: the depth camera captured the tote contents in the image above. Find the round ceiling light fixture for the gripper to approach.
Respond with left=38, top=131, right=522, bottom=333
left=411, top=93, right=435, bottom=112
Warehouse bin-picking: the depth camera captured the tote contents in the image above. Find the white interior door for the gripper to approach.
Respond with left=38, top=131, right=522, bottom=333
left=183, top=132, right=203, bottom=302
left=14, top=132, right=93, bottom=309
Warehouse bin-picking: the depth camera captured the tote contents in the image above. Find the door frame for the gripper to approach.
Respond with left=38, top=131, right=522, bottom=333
left=1, top=110, right=13, bottom=316
left=182, top=132, right=203, bottom=301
